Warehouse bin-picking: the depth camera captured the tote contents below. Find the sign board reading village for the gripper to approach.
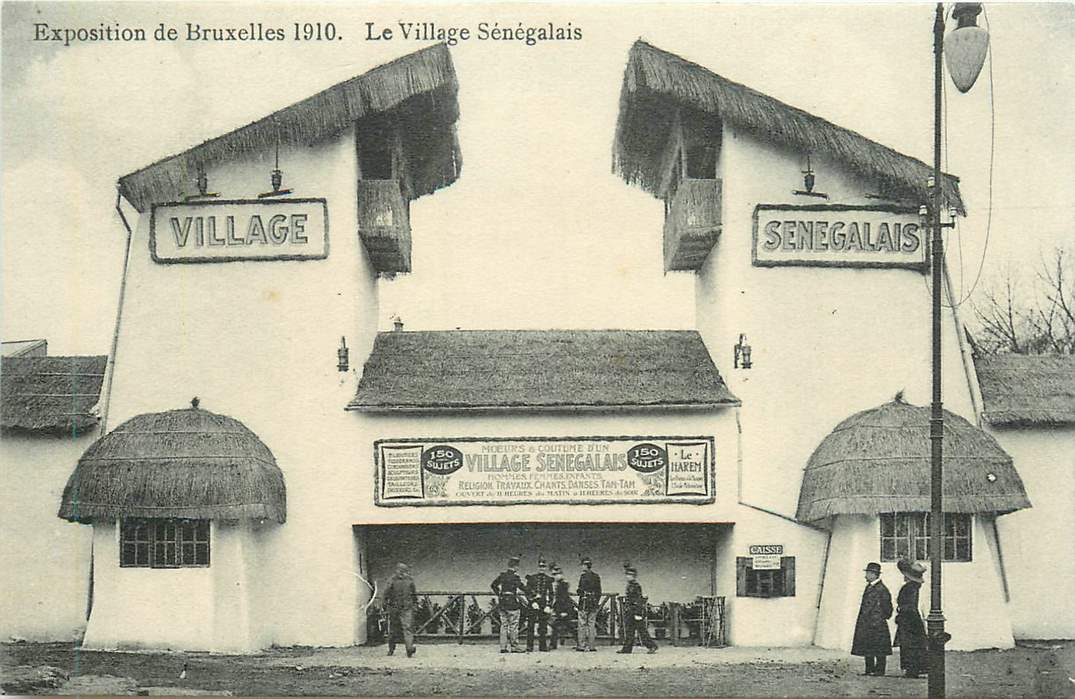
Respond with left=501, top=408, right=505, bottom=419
left=374, top=436, right=715, bottom=506
left=752, top=204, right=925, bottom=269
left=150, top=198, right=328, bottom=263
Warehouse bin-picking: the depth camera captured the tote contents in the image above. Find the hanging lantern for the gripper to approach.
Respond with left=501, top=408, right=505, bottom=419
left=945, top=3, right=989, bottom=93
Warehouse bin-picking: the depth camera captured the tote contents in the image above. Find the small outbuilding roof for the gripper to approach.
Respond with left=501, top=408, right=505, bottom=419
left=796, top=396, right=1030, bottom=522
left=1, top=355, right=107, bottom=434
left=59, top=401, right=286, bottom=524
left=119, top=43, right=461, bottom=212
left=613, top=40, right=964, bottom=214
left=349, top=329, right=739, bottom=412
left=974, top=353, right=1075, bottom=427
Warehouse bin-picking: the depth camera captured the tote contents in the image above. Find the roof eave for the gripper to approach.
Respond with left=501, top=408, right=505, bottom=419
left=345, top=400, right=741, bottom=414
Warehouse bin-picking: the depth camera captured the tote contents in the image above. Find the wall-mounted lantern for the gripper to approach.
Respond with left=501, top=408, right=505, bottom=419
left=337, top=336, right=349, bottom=372
left=259, top=127, right=293, bottom=199
left=733, top=333, right=753, bottom=370
left=184, top=167, right=219, bottom=201
left=793, top=155, right=828, bottom=199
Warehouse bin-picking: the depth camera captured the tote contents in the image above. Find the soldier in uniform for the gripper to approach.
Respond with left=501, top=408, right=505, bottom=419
left=576, top=556, right=602, bottom=652
left=617, top=565, right=657, bottom=654
left=524, top=557, right=555, bottom=651
left=548, top=563, right=572, bottom=650
left=490, top=555, right=526, bottom=653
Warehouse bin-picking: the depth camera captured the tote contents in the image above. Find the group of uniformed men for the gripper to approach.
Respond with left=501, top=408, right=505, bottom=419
left=490, top=555, right=658, bottom=655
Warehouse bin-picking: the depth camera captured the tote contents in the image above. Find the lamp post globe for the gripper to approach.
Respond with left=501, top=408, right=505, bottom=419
left=945, top=3, right=990, bottom=93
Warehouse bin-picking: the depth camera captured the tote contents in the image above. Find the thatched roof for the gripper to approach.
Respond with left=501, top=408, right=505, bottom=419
left=796, top=397, right=1029, bottom=522
left=119, top=44, right=461, bottom=212
left=975, top=353, right=1075, bottom=427
left=59, top=404, right=286, bottom=523
left=614, top=40, right=965, bottom=214
left=1, top=355, right=107, bottom=434
left=349, top=329, right=739, bottom=412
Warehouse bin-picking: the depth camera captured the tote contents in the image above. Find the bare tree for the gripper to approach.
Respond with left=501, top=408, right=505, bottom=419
left=971, top=247, right=1074, bottom=355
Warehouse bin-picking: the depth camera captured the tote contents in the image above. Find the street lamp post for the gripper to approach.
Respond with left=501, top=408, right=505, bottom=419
left=928, top=4, right=988, bottom=698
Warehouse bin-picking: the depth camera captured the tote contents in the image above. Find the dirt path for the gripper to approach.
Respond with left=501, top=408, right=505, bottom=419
left=3, top=641, right=1073, bottom=697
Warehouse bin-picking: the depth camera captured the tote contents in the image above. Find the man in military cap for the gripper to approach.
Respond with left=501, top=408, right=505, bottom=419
left=384, top=562, right=417, bottom=657
left=576, top=556, right=602, bottom=652
left=617, top=565, right=657, bottom=654
left=548, top=563, right=573, bottom=650
left=491, top=555, right=526, bottom=653
left=524, top=557, right=555, bottom=651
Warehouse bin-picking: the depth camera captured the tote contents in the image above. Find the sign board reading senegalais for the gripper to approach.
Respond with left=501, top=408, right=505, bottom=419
left=150, top=198, right=328, bottom=263
left=374, top=436, right=715, bottom=507
left=752, top=204, right=925, bottom=269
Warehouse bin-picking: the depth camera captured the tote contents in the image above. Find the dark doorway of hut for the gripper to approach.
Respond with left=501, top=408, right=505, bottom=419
left=353, top=522, right=730, bottom=647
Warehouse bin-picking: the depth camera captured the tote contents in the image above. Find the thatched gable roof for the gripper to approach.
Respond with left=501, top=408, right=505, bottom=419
left=975, top=354, right=1075, bottom=427
left=119, top=44, right=461, bottom=212
left=797, top=397, right=1029, bottom=522
left=59, top=404, right=286, bottom=523
left=349, top=329, right=739, bottom=412
left=1, top=355, right=107, bottom=434
left=614, top=40, right=965, bottom=214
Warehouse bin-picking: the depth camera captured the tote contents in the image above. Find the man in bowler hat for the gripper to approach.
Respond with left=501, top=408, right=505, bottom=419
left=852, top=562, right=893, bottom=676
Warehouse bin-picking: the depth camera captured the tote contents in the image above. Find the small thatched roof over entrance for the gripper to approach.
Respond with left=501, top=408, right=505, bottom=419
left=349, top=329, right=739, bottom=412
left=59, top=402, right=286, bottom=524
left=613, top=40, right=964, bottom=214
left=796, top=396, right=1029, bottom=522
left=119, top=44, right=461, bottom=212
left=1, top=355, right=107, bottom=434
left=974, top=354, right=1075, bottom=427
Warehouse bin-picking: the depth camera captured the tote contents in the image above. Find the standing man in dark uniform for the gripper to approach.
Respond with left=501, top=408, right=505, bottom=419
left=576, top=556, right=602, bottom=652
left=617, top=565, right=657, bottom=654
left=852, top=561, right=893, bottom=676
left=524, top=558, right=554, bottom=651
left=384, top=562, right=417, bottom=657
left=548, top=563, right=572, bottom=650
left=491, top=555, right=526, bottom=653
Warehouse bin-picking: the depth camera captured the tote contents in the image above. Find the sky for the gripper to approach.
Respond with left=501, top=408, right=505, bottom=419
left=2, top=2, right=1073, bottom=355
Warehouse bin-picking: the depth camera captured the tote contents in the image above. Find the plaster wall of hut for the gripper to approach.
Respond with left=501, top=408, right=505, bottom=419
left=976, top=354, right=1075, bottom=640
left=812, top=513, right=1013, bottom=651
left=0, top=354, right=105, bottom=642
left=85, top=45, right=462, bottom=650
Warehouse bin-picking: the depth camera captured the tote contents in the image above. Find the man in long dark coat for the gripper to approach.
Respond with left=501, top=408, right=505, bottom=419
left=852, top=561, right=893, bottom=676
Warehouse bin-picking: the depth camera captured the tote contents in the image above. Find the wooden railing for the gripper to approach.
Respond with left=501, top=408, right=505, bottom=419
left=357, top=179, right=411, bottom=274
left=370, top=592, right=726, bottom=647
left=663, top=178, right=722, bottom=272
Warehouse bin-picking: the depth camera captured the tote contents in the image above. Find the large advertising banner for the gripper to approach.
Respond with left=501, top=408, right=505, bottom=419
left=374, top=436, right=715, bottom=507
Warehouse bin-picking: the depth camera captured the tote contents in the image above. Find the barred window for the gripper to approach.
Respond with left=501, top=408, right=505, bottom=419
left=121, top=518, right=210, bottom=568
left=736, top=557, right=796, bottom=598
left=880, top=513, right=971, bottom=562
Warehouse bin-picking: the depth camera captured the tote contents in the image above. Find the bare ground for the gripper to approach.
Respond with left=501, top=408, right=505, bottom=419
left=2, top=640, right=1074, bottom=697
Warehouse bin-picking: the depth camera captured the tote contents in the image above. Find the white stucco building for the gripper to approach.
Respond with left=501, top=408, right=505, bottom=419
left=3, top=40, right=1070, bottom=655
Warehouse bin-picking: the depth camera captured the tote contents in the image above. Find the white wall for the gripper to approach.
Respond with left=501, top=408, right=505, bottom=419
left=991, top=426, right=1075, bottom=639
left=102, top=128, right=380, bottom=649
left=0, top=432, right=94, bottom=641
left=695, top=125, right=978, bottom=520
left=815, top=514, right=1014, bottom=652
left=83, top=520, right=260, bottom=652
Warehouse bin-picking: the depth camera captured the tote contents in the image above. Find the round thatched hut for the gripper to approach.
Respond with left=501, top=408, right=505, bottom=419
left=59, top=400, right=286, bottom=652
left=800, top=395, right=1030, bottom=652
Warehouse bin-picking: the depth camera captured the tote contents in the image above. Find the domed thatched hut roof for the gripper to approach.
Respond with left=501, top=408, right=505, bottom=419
left=59, top=401, right=286, bottom=524
left=796, top=396, right=1029, bottom=523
